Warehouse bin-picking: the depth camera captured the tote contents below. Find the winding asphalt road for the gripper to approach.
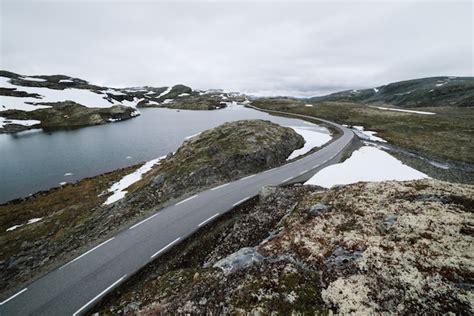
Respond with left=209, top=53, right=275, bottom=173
left=0, top=110, right=354, bottom=315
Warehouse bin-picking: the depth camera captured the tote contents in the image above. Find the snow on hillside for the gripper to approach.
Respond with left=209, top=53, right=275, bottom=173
left=103, top=156, right=167, bottom=205
left=371, top=106, right=435, bottom=115
left=305, top=146, right=428, bottom=187
left=0, top=117, right=40, bottom=128
left=0, top=76, right=131, bottom=111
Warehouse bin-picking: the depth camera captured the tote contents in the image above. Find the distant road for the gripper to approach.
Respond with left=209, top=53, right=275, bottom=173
left=0, top=109, right=355, bottom=315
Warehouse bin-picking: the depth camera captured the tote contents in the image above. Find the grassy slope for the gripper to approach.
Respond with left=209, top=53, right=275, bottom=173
left=252, top=98, right=474, bottom=164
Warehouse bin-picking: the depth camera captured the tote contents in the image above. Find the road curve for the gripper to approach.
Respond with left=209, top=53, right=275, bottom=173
left=0, top=110, right=355, bottom=315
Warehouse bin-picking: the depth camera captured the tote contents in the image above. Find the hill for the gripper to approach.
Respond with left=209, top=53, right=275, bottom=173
left=308, top=76, right=474, bottom=108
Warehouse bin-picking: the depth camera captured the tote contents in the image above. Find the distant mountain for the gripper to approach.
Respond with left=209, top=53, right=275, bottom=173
left=308, top=77, right=474, bottom=107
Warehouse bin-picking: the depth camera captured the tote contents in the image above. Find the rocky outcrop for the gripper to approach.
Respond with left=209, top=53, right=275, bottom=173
left=116, top=120, right=304, bottom=211
left=0, top=102, right=139, bottom=133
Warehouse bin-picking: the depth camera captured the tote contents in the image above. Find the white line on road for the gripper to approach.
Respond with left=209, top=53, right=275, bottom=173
left=176, top=194, right=198, bottom=206
left=59, top=238, right=114, bottom=270
left=211, top=183, right=230, bottom=191
left=299, top=170, right=308, bottom=175
left=151, top=237, right=181, bottom=258
left=198, top=213, right=220, bottom=227
left=240, top=174, right=255, bottom=180
left=129, top=212, right=159, bottom=230
left=232, top=196, right=251, bottom=207
left=0, top=288, right=28, bottom=305
left=72, top=275, right=126, bottom=316
left=282, top=177, right=293, bottom=183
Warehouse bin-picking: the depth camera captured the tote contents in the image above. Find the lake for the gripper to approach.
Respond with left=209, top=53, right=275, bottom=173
left=0, top=104, right=329, bottom=203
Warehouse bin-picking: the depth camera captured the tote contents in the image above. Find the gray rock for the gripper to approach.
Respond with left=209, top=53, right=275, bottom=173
left=308, top=203, right=329, bottom=217
left=213, top=247, right=264, bottom=275
left=325, top=247, right=363, bottom=269
left=259, top=186, right=277, bottom=201
left=383, top=214, right=398, bottom=227
left=153, top=174, right=166, bottom=187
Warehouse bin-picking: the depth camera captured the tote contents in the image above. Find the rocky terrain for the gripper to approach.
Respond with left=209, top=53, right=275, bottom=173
left=0, top=120, right=303, bottom=295
left=308, top=76, right=474, bottom=108
left=92, top=179, right=474, bottom=315
left=0, top=70, right=246, bottom=133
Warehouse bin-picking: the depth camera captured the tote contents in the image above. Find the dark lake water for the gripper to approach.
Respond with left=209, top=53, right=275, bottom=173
left=0, top=105, right=327, bottom=203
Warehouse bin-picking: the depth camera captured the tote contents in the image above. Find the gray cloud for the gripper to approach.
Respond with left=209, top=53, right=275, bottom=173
left=1, top=0, right=472, bottom=96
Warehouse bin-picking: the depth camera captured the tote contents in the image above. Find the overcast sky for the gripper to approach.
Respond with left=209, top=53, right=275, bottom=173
left=1, top=0, right=472, bottom=96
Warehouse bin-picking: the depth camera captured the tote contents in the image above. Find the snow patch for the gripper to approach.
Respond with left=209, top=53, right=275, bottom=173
left=23, top=77, right=47, bottom=82
left=157, top=87, right=172, bottom=98
left=305, top=104, right=313, bottom=107
left=371, top=106, right=435, bottom=115
left=352, top=126, right=386, bottom=143
left=58, top=79, right=74, bottom=83
left=0, top=76, right=140, bottom=111
left=185, top=132, right=201, bottom=140
left=305, top=146, right=429, bottom=188
left=6, top=217, right=43, bottom=232
left=373, top=88, right=379, bottom=93
left=0, top=116, right=41, bottom=128
left=103, top=156, right=166, bottom=205
left=287, top=126, right=332, bottom=160
left=178, top=93, right=190, bottom=97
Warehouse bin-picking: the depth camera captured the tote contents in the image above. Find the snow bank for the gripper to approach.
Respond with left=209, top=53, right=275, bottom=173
left=0, top=117, right=41, bottom=128
left=103, top=156, right=166, bottom=205
left=305, top=146, right=428, bottom=188
left=287, top=126, right=332, bottom=160
left=352, top=126, right=386, bottom=142
left=371, top=106, right=435, bottom=115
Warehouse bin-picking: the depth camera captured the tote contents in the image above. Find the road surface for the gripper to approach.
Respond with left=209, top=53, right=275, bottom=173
left=0, top=111, right=355, bottom=315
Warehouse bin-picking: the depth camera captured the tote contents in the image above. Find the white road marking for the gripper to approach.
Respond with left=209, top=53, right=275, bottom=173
left=299, top=170, right=308, bottom=175
left=72, top=275, right=126, bottom=316
left=129, top=212, right=159, bottom=230
left=211, top=183, right=229, bottom=191
left=282, top=177, right=293, bottom=183
left=176, top=194, right=198, bottom=206
left=232, top=196, right=251, bottom=207
left=0, top=288, right=28, bottom=305
left=151, top=237, right=181, bottom=258
left=59, top=238, right=114, bottom=270
left=198, top=213, right=220, bottom=227
left=240, top=174, right=255, bottom=180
